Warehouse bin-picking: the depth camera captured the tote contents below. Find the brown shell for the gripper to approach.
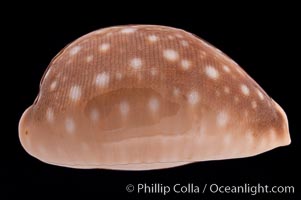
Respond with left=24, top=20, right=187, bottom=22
left=19, top=25, right=290, bottom=170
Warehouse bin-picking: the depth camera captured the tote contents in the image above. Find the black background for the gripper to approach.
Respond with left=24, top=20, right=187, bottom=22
left=4, top=3, right=300, bottom=199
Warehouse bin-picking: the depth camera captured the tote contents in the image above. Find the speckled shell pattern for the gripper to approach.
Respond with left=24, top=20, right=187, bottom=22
left=18, top=25, right=290, bottom=170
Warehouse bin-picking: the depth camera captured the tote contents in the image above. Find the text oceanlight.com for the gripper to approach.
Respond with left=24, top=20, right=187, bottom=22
left=126, top=183, right=294, bottom=195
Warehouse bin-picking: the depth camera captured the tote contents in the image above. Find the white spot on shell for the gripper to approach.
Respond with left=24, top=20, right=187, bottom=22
left=205, top=66, right=219, bottom=79
left=216, top=111, right=228, bottom=127
left=251, top=101, right=257, bottom=109
left=69, top=46, right=81, bottom=56
left=187, top=90, right=200, bottom=105
left=173, top=87, right=180, bottom=97
left=69, top=85, right=81, bottom=102
left=168, top=35, right=175, bottom=40
left=121, top=27, right=136, bottom=34
left=99, top=43, right=110, bottom=52
left=223, top=65, right=231, bottom=73
left=50, top=81, right=57, bottom=91
left=86, top=55, right=93, bottom=62
left=257, top=89, right=264, bottom=100
left=181, top=59, right=191, bottom=70
left=181, top=40, right=189, bottom=47
left=163, top=49, right=179, bottom=61
left=224, top=86, right=230, bottom=94
left=130, top=58, right=142, bottom=70
left=200, top=51, right=207, bottom=58
left=95, top=72, right=110, bottom=88
left=90, top=109, right=99, bottom=122
left=149, top=97, right=160, bottom=112
left=120, top=101, right=130, bottom=116
left=46, top=108, right=54, bottom=123
left=150, top=68, right=158, bottom=76
left=241, top=84, right=250, bottom=96
left=148, top=35, right=158, bottom=42
left=65, top=118, right=75, bottom=134
left=175, top=34, right=183, bottom=38
left=115, top=72, right=123, bottom=80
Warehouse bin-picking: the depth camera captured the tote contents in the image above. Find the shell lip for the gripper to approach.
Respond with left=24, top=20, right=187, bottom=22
left=18, top=105, right=33, bottom=151
left=272, top=99, right=291, bottom=146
